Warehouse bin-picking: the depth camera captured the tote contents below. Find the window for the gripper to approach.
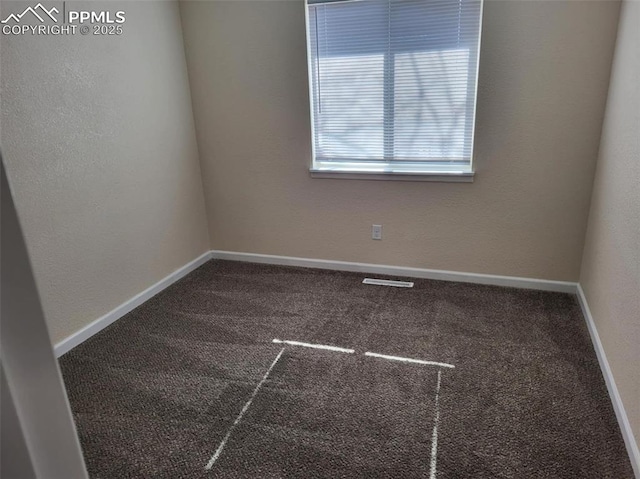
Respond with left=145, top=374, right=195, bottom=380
left=305, top=0, right=483, bottom=178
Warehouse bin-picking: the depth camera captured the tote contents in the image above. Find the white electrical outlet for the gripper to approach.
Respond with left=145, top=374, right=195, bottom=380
left=372, top=224, right=382, bottom=240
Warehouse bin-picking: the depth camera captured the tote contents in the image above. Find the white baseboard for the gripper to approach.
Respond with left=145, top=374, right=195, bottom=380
left=577, top=284, right=640, bottom=477
left=210, top=250, right=577, bottom=293
left=54, top=251, right=212, bottom=358
left=54, top=250, right=576, bottom=357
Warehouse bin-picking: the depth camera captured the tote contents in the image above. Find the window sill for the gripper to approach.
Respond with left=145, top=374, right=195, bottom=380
left=309, top=169, right=475, bottom=183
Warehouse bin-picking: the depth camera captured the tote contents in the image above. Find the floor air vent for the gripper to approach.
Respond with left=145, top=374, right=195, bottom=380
left=362, top=278, right=414, bottom=288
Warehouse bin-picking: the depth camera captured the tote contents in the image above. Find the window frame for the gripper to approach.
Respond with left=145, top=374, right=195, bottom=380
left=304, top=0, right=484, bottom=181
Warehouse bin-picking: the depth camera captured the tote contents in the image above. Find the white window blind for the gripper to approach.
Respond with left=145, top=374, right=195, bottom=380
left=306, top=0, right=483, bottom=175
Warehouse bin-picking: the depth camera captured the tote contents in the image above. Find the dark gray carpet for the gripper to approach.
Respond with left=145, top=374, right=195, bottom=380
left=59, top=260, right=634, bottom=478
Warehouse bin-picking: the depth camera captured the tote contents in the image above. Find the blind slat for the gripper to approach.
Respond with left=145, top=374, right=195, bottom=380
left=307, top=0, right=482, bottom=170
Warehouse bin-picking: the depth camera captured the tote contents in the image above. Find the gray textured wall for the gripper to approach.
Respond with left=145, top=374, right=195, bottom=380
left=1, top=1, right=210, bottom=344
left=180, top=0, right=620, bottom=282
left=580, top=0, right=640, bottom=452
